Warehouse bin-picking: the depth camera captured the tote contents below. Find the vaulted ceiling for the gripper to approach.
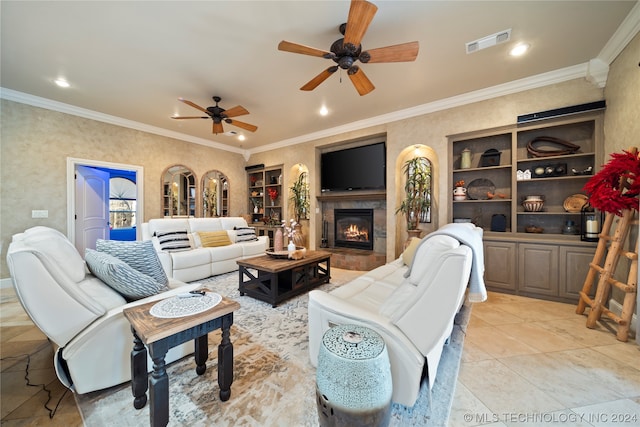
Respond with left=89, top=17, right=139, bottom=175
left=1, top=1, right=637, bottom=155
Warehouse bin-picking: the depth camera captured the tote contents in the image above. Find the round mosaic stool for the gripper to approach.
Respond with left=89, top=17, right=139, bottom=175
left=316, top=324, right=392, bottom=427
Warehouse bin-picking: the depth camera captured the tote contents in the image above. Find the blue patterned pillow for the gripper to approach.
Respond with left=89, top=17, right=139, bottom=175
left=85, top=249, right=167, bottom=300
left=96, top=239, right=168, bottom=286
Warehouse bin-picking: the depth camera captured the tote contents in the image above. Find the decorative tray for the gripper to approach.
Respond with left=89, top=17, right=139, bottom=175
left=265, top=247, right=305, bottom=259
left=563, top=194, right=588, bottom=213
left=466, top=178, right=496, bottom=200
left=150, top=292, right=222, bottom=318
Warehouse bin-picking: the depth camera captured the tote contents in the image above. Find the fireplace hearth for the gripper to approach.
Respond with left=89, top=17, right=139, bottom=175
left=334, top=209, right=374, bottom=251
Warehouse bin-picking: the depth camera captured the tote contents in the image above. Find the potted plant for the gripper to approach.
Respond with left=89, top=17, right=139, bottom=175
left=396, top=156, right=431, bottom=235
left=289, top=172, right=309, bottom=223
left=289, top=172, right=309, bottom=247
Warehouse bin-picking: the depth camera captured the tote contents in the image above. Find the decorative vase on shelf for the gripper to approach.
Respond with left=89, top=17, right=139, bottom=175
left=271, top=199, right=275, bottom=206
left=254, top=205, right=258, bottom=214
left=274, top=228, right=284, bottom=251
left=453, top=187, right=467, bottom=201
left=287, top=240, right=296, bottom=252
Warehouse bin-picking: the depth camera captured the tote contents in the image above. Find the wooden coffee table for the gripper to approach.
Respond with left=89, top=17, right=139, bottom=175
left=237, top=250, right=331, bottom=307
left=123, top=290, right=240, bottom=427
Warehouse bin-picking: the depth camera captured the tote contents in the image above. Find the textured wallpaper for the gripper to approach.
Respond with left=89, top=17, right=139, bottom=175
left=2, top=35, right=636, bottom=279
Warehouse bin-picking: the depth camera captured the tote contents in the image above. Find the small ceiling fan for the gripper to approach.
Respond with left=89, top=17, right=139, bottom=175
left=171, top=96, right=258, bottom=134
left=278, top=0, right=419, bottom=96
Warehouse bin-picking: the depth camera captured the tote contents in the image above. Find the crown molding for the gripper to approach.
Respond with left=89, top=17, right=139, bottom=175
left=597, top=0, right=640, bottom=64
left=249, top=63, right=589, bottom=155
left=0, top=88, right=246, bottom=155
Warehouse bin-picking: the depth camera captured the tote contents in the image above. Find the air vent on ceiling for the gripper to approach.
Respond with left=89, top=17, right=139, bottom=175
left=224, top=130, right=238, bottom=136
left=466, top=29, right=511, bottom=54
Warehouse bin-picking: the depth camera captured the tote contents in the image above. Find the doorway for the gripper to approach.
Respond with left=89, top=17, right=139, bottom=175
left=67, top=158, right=144, bottom=255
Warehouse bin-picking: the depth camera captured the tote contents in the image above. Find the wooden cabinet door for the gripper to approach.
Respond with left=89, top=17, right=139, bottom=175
left=518, top=243, right=558, bottom=297
left=483, top=241, right=517, bottom=292
left=559, top=245, right=596, bottom=300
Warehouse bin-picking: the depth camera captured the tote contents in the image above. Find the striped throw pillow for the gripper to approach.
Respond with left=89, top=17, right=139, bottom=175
left=96, top=239, right=168, bottom=286
left=198, top=231, right=232, bottom=247
left=156, top=230, right=192, bottom=252
left=234, top=226, right=258, bottom=242
left=85, top=249, right=167, bottom=300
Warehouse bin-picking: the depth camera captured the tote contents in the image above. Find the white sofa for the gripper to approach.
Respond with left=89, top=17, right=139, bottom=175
left=141, top=217, right=269, bottom=282
left=6, top=226, right=201, bottom=394
left=308, top=223, right=485, bottom=407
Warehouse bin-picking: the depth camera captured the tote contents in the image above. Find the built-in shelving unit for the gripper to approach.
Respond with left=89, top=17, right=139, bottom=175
left=247, top=165, right=283, bottom=224
left=448, top=111, right=604, bottom=303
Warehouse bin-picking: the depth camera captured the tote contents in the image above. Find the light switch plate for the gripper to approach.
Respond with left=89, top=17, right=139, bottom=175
left=32, top=210, right=48, bottom=218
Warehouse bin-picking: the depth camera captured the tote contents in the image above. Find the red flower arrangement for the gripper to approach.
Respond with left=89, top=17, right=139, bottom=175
left=267, top=187, right=279, bottom=201
left=583, top=149, right=639, bottom=216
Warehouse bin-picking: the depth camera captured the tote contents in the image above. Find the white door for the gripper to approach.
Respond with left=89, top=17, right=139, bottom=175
left=75, top=165, right=110, bottom=256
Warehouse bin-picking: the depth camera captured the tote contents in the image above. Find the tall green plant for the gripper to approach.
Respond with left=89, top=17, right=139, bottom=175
left=396, top=157, right=431, bottom=230
left=289, top=172, right=310, bottom=222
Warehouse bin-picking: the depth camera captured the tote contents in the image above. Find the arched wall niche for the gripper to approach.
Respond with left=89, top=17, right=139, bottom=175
left=394, top=144, right=439, bottom=256
left=201, top=170, right=229, bottom=217
left=162, top=164, right=196, bottom=217
left=288, top=163, right=310, bottom=247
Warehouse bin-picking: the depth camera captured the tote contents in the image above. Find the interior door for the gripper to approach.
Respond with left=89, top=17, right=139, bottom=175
left=75, top=165, right=110, bottom=256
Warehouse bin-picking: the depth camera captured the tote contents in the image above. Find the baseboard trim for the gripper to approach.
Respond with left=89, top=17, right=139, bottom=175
left=0, top=278, right=13, bottom=289
left=608, top=298, right=637, bottom=334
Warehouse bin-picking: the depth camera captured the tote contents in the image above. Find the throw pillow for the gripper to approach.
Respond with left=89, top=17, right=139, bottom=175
left=155, top=230, right=192, bottom=252
left=95, top=239, right=168, bottom=287
left=234, top=226, right=258, bottom=242
left=85, top=249, right=167, bottom=300
left=401, top=237, right=422, bottom=266
left=198, top=231, right=232, bottom=247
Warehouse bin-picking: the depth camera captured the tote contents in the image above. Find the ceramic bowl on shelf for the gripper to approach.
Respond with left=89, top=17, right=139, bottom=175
left=522, top=199, right=544, bottom=212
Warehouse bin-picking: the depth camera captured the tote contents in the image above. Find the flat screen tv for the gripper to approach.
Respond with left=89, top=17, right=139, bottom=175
left=321, top=142, right=386, bottom=192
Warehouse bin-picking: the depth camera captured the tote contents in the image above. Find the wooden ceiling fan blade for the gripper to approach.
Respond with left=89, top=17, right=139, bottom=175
left=223, top=105, right=250, bottom=118
left=343, top=0, right=378, bottom=47
left=363, top=41, right=419, bottom=63
left=348, top=66, right=375, bottom=96
left=178, top=98, right=207, bottom=113
left=227, top=119, right=258, bottom=133
left=171, top=116, right=209, bottom=119
left=300, top=66, right=338, bottom=91
left=212, top=122, right=224, bottom=134
left=278, top=40, right=330, bottom=57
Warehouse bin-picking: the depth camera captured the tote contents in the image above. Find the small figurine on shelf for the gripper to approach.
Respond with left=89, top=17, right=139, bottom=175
left=268, top=187, right=278, bottom=206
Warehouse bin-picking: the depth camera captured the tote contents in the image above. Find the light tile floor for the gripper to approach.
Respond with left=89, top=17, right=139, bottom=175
left=2, top=281, right=639, bottom=426
left=450, top=291, right=640, bottom=427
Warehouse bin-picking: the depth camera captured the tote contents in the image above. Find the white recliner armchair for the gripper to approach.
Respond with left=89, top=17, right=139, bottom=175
left=308, top=223, right=484, bottom=407
left=6, top=226, right=200, bottom=394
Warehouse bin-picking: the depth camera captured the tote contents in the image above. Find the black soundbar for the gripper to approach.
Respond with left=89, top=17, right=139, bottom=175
left=517, top=100, right=606, bottom=124
left=244, top=164, right=265, bottom=171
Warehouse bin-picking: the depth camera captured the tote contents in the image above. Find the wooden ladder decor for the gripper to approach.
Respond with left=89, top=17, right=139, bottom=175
left=576, top=209, right=638, bottom=341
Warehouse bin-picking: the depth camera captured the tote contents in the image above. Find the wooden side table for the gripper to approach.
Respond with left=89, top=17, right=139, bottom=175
left=123, top=291, right=240, bottom=427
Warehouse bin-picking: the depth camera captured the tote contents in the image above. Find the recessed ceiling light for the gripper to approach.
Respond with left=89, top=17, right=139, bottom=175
left=319, top=105, right=328, bottom=116
left=510, top=43, right=530, bottom=57
left=54, top=78, right=70, bottom=88
left=238, top=134, right=246, bottom=141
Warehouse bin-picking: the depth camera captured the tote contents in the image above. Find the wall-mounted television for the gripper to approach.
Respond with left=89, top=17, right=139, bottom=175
left=321, top=142, right=386, bottom=192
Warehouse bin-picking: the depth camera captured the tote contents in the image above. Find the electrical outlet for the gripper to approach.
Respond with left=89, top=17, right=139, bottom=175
left=32, top=210, right=48, bottom=218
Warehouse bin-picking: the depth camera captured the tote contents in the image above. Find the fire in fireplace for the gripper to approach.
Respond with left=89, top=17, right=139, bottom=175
left=334, top=209, right=374, bottom=250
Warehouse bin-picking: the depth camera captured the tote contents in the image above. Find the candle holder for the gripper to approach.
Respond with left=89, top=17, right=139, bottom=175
left=581, top=202, right=602, bottom=242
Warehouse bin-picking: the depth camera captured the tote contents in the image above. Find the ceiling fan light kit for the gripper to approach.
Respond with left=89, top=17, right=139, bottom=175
left=278, top=0, right=419, bottom=96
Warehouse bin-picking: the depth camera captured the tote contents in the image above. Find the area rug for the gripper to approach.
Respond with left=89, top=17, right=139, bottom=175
left=75, top=269, right=471, bottom=426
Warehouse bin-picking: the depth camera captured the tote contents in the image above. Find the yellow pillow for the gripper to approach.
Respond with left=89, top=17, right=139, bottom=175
left=199, top=231, right=232, bottom=247
left=402, top=237, right=422, bottom=266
